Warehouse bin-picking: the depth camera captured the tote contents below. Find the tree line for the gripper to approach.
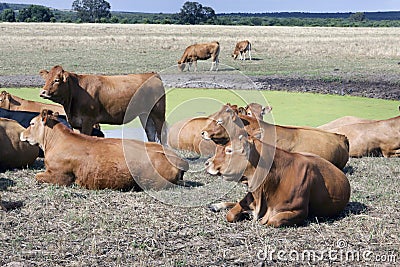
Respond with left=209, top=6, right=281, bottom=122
left=1, top=1, right=400, bottom=27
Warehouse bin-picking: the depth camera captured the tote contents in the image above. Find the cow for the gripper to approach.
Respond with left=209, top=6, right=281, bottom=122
left=201, top=104, right=349, bottom=169
left=0, top=90, right=65, bottom=115
left=206, top=133, right=351, bottom=227
left=167, top=103, right=270, bottom=156
left=177, top=42, right=220, bottom=72
left=39, top=65, right=166, bottom=142
left=168, top=117, right=216, bottom=156
left=318, top=116, right=375, bottom=131
left=239, top=103, right=271, bottom=121
left=232, top=40, right=252, bottom=60
left=0, top=118, right=39, bottom=171
left=325, top=115, right=400, bottom=157
left=20, top=110, right=188, bottom=191
left=0, top=107, right=104, bottom=137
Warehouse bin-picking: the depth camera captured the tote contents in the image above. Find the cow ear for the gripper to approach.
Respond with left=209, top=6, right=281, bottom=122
left=41, top=109, right=48, bottom=122
left=39, top=70, right=49, bottom=80
left=62, top=72, right=69, bottom=83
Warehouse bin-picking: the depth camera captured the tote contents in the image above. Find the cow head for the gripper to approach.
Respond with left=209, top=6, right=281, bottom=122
left=20, top=109, right=59, bottom=148
left=205, top=133, right=250, bottom=182
left=201, top=104, right=245, bottom=144
left=245, top=103, right=272, bottom=121
left=232, top=51, right=239, bottom=60
left=177, top=61, right=186, bottom=72
left=0, top=91, right=10, bottom=109
left=39, top=65, right=70, bottom=103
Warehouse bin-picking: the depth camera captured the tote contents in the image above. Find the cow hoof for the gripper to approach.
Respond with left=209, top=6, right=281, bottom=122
left=208, top=204, right=220, bottom=212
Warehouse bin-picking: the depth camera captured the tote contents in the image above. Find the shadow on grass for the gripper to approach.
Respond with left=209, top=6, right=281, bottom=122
left=343, top=165, right=354, bottom=175
left=1, top=200, right=24, bottom=211
left=0, top=178, right=16, bottom=191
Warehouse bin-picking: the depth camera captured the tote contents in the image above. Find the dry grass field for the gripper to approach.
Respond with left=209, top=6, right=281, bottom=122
left=0, top=23, right=399, bottom=266
left=1, top=23, right=400, bottom=82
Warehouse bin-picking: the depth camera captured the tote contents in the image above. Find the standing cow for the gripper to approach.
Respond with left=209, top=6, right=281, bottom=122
left=232, top=40, right=251, bottom=61
left=177, top=42, right=220, bottom=72
left=39, top=65, right=166, bottom=142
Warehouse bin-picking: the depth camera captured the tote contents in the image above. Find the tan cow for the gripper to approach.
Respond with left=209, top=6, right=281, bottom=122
left=0, top=90, right=65, bottom=115
left=20, top=110, right=188, bottom=191
left=167, top=103, right=270, bottom=156
left=206, top=134, right=350, bottom=227
left=201, top=104, right=349, bottom=169
left=0, top=118, right=39, bottom=171
left=39, top=65, right=166, bottom=142
left=318, top=116, right=375, bottom=131
left=168, top=117, right=216, bottom=156
left=326, top=115, right=400, bottom=157
left=232, top=40, right=252, bottom=60
left=177, top=42, right=220, bottom=72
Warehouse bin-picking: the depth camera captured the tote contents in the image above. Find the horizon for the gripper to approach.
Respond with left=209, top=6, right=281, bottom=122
left=1, top=0, right=399, bottom=14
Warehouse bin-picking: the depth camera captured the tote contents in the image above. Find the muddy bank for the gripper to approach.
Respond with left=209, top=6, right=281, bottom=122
left=0, top=74, right=398, bottom=100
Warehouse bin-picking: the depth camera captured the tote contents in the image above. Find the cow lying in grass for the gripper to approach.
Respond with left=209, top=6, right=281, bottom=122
left=0, top=118, right=39, bottom=171
left=20, top=110, right=188, bottom=191
left=325, top=115, right=400, bottom=157
left=177, top=42, right=220, bottom=71
left=206, top=133, right=350, bottom=227
left=168, top=103, right=270, bottom=156
left=201, top=104, right=349, bottom=169
left=0, top=90, right=66, bottom=115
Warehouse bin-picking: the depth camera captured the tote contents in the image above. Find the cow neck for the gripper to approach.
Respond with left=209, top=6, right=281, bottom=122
left=42, top=121, right=64, bottom=153
left=63, top=74, right=78, bottom=116
left=247, top=139, right=278, bottom=193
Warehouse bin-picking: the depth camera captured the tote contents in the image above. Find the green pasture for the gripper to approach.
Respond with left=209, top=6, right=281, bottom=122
left=5, top=87, right=398, bottom=129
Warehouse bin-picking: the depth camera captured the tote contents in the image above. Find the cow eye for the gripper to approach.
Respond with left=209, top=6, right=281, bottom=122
left=30, top=122, right=35, bottom=126
left=247, top=111, right=252, bottom=116
left=216, top=119, right=223, bottom=125
left=225, top=147, right=233, bottom=154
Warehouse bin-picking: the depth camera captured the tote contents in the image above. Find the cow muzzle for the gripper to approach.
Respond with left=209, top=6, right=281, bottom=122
left=40, top=90, right=52, bottom=99
left=201, top=131, right=211, bottom=140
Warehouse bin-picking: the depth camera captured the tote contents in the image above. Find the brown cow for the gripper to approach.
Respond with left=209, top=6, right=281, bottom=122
left=232, top=40, right=252, bottom=60
left=318, top=116, right=375, bottom=131
left=0, top=90, right=65, bottom=115
left=0, top=118, right=39, bottom=171
left=39, top=65, right=166, bottom=142
left=168, top=117, right=216, bottom=156
left=206, top=134, right=350, bottom=227
left=20, top=110, right=188, bottom=191
left=177, top=42, right=220, bottom=72
left=326, top=115, right=400, bottom=157
left=167, top=103, right=270, bottom=156
left=201, top=104, right=349, bottom=169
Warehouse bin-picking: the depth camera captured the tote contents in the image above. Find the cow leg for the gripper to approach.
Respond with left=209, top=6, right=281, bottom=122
left=226, top=192, right=255, bottom=222
left=209, top=202, right=237, bottom=212
left=248, top=49, right=252, bottom=60
left=262, top=209, right=308, bottom=227
left=36, top=171, right=75, bottom=187
left=149, top=112, right=166, bottom=144
left=139, top=113, right=156, bottom=142
left=194, top=61, right=198, bottom=72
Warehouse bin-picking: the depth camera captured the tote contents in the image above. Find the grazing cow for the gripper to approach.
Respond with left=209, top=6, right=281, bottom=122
left=20, top=110, right=188, bottom=191
left=318, top=116, right=375, bottom=131
left=201, top=104, right=349, bottom=169
left=232, top=40, right=252, bottom=60
left=177, top=42, right=220, bottom=72
left=0, top=118, right=39, bottom=171
left=167, top=103, right=270, bottom=156
left=206, top=134, right=350, bottom=227
left=168, top=117, right=216, bottom=156
left=0, top=90, right=65, bottom=115
left=326, top=115, right=400, bottom=157
left=39, top=65, right=166, bottom=142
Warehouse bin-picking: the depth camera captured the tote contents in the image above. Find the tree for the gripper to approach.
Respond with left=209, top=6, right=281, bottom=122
left=178, top=1, right=216, bottom=25
left=72, top=0, right=111, bottom=23
left=18, top=5, right=54, bottom=22
left=349, top=12, right=366, bottom=22
left=1, top=8, right=16, bottom=22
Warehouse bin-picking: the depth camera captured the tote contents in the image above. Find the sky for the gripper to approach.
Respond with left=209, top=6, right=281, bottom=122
left=2, top=0, right=399, bottom=13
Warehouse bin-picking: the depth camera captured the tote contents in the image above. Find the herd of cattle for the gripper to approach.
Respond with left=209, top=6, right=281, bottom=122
left=0, top=40, right=399, bottom=226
